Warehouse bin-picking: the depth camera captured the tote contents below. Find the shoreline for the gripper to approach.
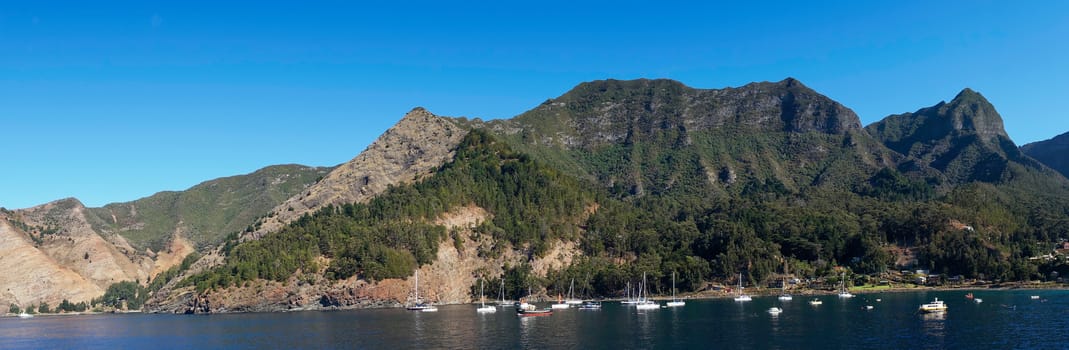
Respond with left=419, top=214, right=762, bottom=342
left=10, top=283, right=1062, bottom=317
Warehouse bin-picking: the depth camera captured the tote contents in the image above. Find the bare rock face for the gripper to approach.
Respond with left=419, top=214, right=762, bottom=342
left=147, top=108, right=473, bottom=311
left=0, top=199, right=155, bottom=309
left=249, top=108, right=468, bottom=240
left=153, top=205, right=583, bottom=314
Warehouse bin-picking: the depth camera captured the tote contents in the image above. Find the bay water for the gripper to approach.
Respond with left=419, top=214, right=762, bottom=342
left=3, top=290, right=1067, bottom=349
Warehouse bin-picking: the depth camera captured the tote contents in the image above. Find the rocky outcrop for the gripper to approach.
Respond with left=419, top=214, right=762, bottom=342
left=0, top=199, right=158, bottom=310
left=506, top=78, right=862, bottom=150
left=147, top=108, right=474, bottom=312
left=867, top=88, right=1047, bottom=184
left=148, top=205, right=583, bottom=314
left=247, top=108, right=468, bottom=240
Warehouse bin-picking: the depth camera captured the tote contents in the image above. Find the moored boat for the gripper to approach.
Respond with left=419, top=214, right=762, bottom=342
left=666, top=272, right=686, bottom=307
left=734, top=273, right=752, bottom=302
left=768, top=307, right=783, bottom=315
left=919, top=297, right=947, bottom=313
left=578, top=301, right=602, bottom=310
left=809, top=298, right=823, bottom=306
left=516, top=298, right=553, bottom=316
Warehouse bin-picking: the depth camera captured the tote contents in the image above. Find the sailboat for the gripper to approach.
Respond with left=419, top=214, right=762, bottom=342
left=837, top=272, right=855, bottom=298
left=636, top=273, right=661, bottom=310
left=778, top=277, right=793, bottom=301
left=666, top=272, right=685, bottom=307
left=734, top=273, right=752, bottom=302
left=565, top=279, right=583, bottom=305
left=551, top=293, right=570, bottom=309
left=778, top=260, right=793, bottom=301
left=496, top=278, right=514, bottom=308
left=476, top=279, right=496, bottom=313
left=406, top=270, right=437, bottom=312
left=621, top=281, right=640, bottom=305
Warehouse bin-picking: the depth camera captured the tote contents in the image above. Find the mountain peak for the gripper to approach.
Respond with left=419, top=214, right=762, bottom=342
left=941, top=88, right=1008, bottom=141
left=777, top=77, right=805, bottom=88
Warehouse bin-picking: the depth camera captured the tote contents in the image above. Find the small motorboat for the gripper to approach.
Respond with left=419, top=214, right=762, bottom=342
left=809, top=298, right=823, bottom=306
left=768, top=307, right=783, bottom=315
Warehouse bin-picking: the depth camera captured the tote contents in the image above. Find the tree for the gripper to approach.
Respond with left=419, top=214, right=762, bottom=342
left=38, top=302, right=50, bottom=314
left=8, top=304, right=19, bottom=314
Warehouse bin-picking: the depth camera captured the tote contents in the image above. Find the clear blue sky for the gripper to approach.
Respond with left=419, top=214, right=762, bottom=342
left=2, top=1, right=1067, bottom=209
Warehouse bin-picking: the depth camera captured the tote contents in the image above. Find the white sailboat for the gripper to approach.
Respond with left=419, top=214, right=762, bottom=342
left=565, top=279, right=583, bottom=305
left=406, top=270, right=437, bottom=312
left=778, top=277, right=793, bottom=301
left=551, top=293, right=570, bottom=309
left=621, top=281, right=640, bottom=305
left=837, top=272, right=855, bottom=298
left=666, top=272, right=685, bottom=307
left=496, top=278, right=513, bottom=308
left=476, top=279, right=496, bottom=313
left=636, top=273, right=661, bottom=310
left=734, top=273, right=752, bottom=302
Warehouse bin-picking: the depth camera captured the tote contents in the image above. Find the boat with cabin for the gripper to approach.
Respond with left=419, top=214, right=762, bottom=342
left=919, top=297, right=947, bottom=313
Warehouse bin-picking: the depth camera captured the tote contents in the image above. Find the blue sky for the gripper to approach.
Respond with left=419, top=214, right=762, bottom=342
left=2, top=1, right=1067, bottom=209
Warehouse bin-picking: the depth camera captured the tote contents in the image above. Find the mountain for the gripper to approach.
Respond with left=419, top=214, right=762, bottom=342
left=9, top=77, right=1062, bottom=315
left=1022, top=131, right=1069, bottom=179
left=485, top=78, right=896, bottom=199
left=865, top=88, right=1046, bottom=184
left=88, top=164, right=332, bottom=252
left=244, top=108, right=469, bottom=241
left=1, top=165, right=329, bottom=311
left=1, top=199, right=150, bottom=309
left=157, top=78, right=1069, bottom=314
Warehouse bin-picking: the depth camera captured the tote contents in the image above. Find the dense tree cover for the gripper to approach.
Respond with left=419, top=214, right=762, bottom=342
left=187, top=126, right=1069, bottom=300
left=97, top=281, right=150, bottom=310
left=8, top=304, right=20, bottom=314
left=184, top=130, right=597, bottom=292
left=56, top=299, right=88, bottom=313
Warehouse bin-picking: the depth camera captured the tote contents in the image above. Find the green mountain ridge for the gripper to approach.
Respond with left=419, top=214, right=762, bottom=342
left=88, top=164, right=333, bottom=252
left=1022, top=131, right=1069, bottom=179
left=159, top=78, right=1069, bottom=312
left=865, top=88, right=1050, bottom=185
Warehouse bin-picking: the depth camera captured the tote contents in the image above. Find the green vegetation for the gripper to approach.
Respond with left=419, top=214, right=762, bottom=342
left=184, top=129, right=596, bottom=292
left=8, top=304, right=20, bottom=314
left=97, top=281, right=150, bottom=310
left=180, top=79, right=1069, bottom=301
left=56, top=299, right=88, bottom=313
left=87, top=164, right=332, bottom=252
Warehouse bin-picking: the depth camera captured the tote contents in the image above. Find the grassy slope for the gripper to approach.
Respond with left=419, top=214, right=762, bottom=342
left=89, top=164, right=332, bottom=252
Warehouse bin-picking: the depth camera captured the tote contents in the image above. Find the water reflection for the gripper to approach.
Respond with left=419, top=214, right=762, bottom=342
left=920, top=311, right=946, bottom=347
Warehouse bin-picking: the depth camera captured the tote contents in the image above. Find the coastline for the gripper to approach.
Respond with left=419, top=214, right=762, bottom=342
left=11, top=283, right=1062, bottom=317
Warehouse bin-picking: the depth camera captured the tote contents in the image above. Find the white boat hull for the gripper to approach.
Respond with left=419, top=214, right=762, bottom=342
left=666, top=301, right=685, bottom=307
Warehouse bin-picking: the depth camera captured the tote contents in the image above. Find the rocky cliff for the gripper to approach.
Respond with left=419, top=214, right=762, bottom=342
left=247, top=108, right=468, bottom=240
left=866, top=88, right=1048, bottom=184
left=1, top=199, right=153, bottom=310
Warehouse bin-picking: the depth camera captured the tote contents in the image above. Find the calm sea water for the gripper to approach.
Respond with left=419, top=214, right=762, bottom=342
left=3, top=290, right=1068, bottom=349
